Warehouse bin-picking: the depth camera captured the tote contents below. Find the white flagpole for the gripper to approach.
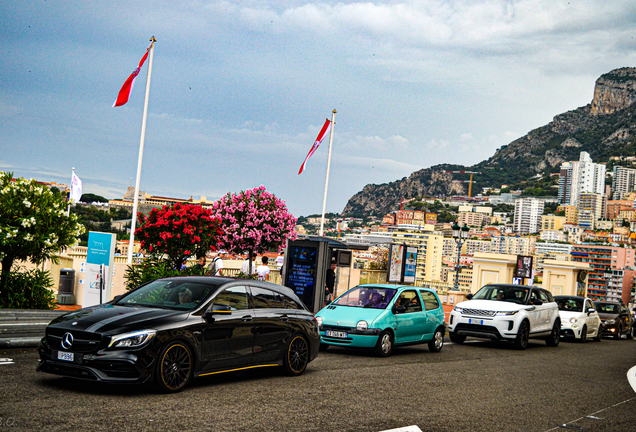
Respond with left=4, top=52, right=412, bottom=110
left=66, top=167, right=74, bottom=217
left=127, top=36, right=156, bottom=265
left=319, top=109, right=336, bottom=236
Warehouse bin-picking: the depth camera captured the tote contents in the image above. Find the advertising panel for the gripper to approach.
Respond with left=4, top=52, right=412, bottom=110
left=515, top=255, right=533, bottom=279
left=285, top=245, right=318, bottom=309
left=387, top=244, right=404, bottom=283
left=402, top=247, right=418, bottom=284
left=82, top=231, right=116, bottom=307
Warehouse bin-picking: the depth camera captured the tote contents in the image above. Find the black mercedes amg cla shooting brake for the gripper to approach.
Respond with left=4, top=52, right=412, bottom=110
left=37, top=277, right=320, bottom=392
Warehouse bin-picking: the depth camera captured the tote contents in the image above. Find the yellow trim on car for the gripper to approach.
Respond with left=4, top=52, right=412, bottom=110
left=198, top=364, right=279, bottom=377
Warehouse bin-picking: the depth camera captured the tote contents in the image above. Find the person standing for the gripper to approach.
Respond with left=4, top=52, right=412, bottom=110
left=241, top=252, right=257, bottom=276
left=275, top=251, right=285, bottom=269
left=192, top=256, right=206, bottom=275
left=325, top=261, right=337, bottom=304
left=256, top=256, right=270, bottom=281
left=207, top=250, right=226, bottom=276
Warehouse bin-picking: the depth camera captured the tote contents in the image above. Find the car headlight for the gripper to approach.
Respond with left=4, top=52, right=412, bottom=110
left=495, top=311, right=518, bottom=316
left=453, top=307, right=463, bottom=313
left=315, top=316, right=323, bottom=326
left=570, top=318, right=578, bottom=324
left=356, top=320, right=368, bottom=331
left=108, top=330, right=156, bottom=349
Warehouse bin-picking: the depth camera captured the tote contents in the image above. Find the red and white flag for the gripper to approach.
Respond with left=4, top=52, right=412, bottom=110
left=112, top=42, right=153, bottom=107
left=298, top=118, right=332, bottom=175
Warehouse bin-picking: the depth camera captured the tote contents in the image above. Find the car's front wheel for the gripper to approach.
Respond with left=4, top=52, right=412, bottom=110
left=375, top=330, right=393, bottom=357
left=514, top=320, right=530, bottom=350
left=578, top=325, right=587, bottom=343
left=155, top=341, right=193, bottom=393
left=546, top=319, right=560, bottom=347
left=428, top=327, right=444, bottom=353
left=283, top=334, right=309, bottom=376
left=449, top=331, right=466, bottom=344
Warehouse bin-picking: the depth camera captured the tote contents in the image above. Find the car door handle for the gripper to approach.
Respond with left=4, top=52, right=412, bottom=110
left=279, top=315, right=289, bottom=322
left=242, top=316, right=253, bottom=322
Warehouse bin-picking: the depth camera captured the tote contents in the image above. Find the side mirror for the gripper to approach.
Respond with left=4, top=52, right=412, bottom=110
left=530, top=298, right=543, bottom=306
left=466, top=294, right=473, bottom=300
left=203, top=304, right=232, bottom=323
left=587, top=307, right=596, bottom=315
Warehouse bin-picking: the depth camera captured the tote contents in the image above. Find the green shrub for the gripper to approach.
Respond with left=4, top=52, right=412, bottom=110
left=0, top=267, right=56, bottom=310
left=124, top=259, right=206, bottom=291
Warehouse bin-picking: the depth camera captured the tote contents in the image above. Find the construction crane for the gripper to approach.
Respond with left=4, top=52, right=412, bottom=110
left=444, top=171, right=482, bottom=197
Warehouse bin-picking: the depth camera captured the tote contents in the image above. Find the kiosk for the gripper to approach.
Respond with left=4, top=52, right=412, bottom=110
left=282, top=236, right=367, bottom=313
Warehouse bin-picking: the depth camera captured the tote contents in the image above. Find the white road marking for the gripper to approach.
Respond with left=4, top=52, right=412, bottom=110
left=544, top=396, right=636, bottom=431
left=628, top=365, right=636, bottom=393
left=380, top=426, right=422, bottom=432
left=0, top=358, right=14, bottom=365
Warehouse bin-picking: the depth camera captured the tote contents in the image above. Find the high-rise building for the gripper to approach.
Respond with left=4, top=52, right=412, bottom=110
left=571, top=245, right=636, bottom=301
left=558, top=152, right=606, bottom=206
left=514, top=198, right=544, bottom=234
left=576, top=193, right=605, bottom=229
left=612, top=166, right=636, bottom=199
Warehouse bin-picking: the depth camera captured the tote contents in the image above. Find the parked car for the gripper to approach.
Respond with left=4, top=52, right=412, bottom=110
left=448, top=284, right=560, bottom=350
left=314, top=284, right=446, bottom=357
left=594, top=301, right=634, bottom=340
left=554, top=295, right=602, bottom=342
left=37, top=277, right=320, bottom=392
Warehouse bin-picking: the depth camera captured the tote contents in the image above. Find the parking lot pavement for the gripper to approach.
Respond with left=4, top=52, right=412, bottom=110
left=1, top=337, right=635, bottom=432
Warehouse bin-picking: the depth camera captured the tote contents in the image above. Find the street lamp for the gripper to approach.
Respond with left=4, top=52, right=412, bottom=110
left=452, top=222, right=470, bottom=290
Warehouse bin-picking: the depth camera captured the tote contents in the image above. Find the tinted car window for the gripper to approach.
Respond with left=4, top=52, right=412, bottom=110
left=117, top=279, right=221, bottom=310
left=420, top=290, right=440, bottom=311
left=473, top=285, right=529, bottom=304
left=280, top=293, right=304, bottom=310
left=251, top=287, right=280, bottom=309
left=596, top=303, right=619, bottom=314
left=214, top=286, right=250, bottom=310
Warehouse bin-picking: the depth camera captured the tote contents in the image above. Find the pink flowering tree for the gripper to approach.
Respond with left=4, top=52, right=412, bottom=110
left=213, top=185, right=296, bottom=274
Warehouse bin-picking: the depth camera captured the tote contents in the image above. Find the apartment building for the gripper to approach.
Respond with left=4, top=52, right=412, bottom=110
left=577, top=193, right=605, bottom=229
left=514, top=198, right=544, bottom=234
left=559, top=152, right=606, bottom=206
left=612, top=166, right=636, bottom=199
left=570, top=245, right=636, bottom=301
left=541, top=215, right=566, bottom=231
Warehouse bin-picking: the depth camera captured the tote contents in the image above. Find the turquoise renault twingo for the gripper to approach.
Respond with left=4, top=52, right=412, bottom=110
left=314, top=284, right=446, bottom=357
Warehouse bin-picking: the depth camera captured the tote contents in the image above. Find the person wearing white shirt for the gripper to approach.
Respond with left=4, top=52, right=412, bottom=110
left=241, top=253, right=257, bottom=275
left=256, top=257, right=271, bottom=281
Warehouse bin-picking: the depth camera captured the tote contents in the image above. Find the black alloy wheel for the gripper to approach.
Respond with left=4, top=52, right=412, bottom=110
left=578, top=325, right=587, bottom=343
left=428, top=327, right=444, bottom=353
left=614, top=325, right=622, bottom=340
left=449, top=332, right=466, bottom=344
left=514, top=320, right=530, bottom=350
left=593, top=326, right=602, bottom=342
left=283, top=334, right=309, bottom=376
left=156, top=342, right=193, bottom=393
left=546, top=319, right=560, bottom=347
left=375, top=330, right=394, bottom=357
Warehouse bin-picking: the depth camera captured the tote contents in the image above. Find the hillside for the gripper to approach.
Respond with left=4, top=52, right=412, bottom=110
left=342, top=67, right=636, bottom=217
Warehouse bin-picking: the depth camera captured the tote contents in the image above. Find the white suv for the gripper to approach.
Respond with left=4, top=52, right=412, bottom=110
left=448, top=284, right=561, bottom=350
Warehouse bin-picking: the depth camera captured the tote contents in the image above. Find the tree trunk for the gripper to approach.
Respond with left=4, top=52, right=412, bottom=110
left=0, top=255, right=15, bottom=304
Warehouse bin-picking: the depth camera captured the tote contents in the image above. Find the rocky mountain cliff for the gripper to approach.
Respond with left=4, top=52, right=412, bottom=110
left=342, top=67, right=636, bottom=217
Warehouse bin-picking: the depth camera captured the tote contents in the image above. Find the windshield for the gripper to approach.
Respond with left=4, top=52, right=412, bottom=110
left=473, top=285, right=529, bottom=305
left=115, top=279, right=223, bottom=310
left=333, top=286, right=397, bottom=309
left=556, top=298, right=583, bottom=312
left=595, top=303, right=619, bottom=314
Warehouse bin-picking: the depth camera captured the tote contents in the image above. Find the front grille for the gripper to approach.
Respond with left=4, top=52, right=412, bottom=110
left=46, top=328, right=103, bottom=353
left=92, top=361, right=139, bottom=379
left=322, top=324, right=354, bottom=332
left=461, top=308, right=496, bottom=317
left=455, top=323, right=503, bottom=339
left=39, top=362, right=99, bottom=380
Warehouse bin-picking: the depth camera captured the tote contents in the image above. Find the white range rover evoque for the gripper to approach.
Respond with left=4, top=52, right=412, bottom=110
left=448, top=284, right=561, bottom=350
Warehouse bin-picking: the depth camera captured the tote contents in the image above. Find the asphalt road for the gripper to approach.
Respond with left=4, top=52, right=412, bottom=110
left=1, top=336, right=635, bottom=432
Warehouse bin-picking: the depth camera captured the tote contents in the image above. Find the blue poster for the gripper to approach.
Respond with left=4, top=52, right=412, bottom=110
left=403, top=247, right=417, bottom=284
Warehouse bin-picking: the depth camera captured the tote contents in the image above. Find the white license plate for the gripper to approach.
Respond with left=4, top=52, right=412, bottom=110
left=468, top=318, right=484, bottom=325
left=57, top=351, right=74, bottom=362
left=325, top=330, right=348, bottom=338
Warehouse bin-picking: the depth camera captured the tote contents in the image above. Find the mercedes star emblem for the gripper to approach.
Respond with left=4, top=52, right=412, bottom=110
left=61, top=332, right=74, bottom=350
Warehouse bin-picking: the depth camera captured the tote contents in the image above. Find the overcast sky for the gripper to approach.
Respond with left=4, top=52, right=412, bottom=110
left=1, top=1, right=635, bottom=216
